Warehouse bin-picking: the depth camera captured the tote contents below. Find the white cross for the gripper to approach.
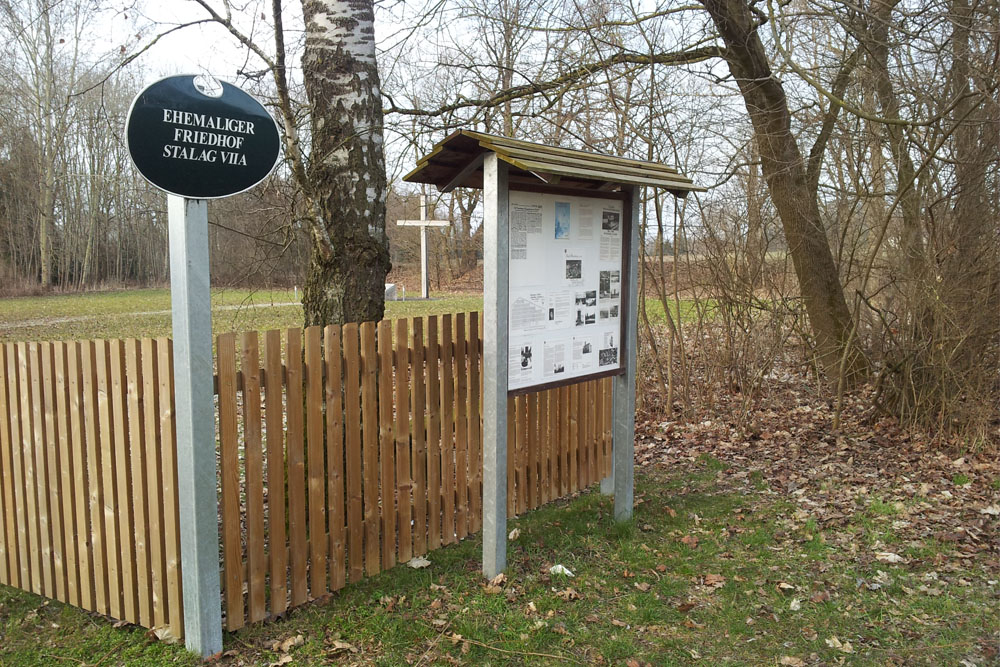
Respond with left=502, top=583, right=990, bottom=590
left=396, top=194, right=450, bottom=299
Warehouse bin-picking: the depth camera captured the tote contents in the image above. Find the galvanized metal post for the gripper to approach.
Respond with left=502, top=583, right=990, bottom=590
left=612, top=187, right=640, bottom=522
left=482, top=153, right=509, bottom=578
left=167, top=195, right=223, bottom=657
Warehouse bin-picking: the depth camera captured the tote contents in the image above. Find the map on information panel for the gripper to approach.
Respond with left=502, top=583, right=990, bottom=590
left=507, top=191, right=625, bottom=392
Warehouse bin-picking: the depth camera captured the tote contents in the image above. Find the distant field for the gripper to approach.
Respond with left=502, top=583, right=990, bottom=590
left=0, top=288, right=706, bottom=343
left=0, top=288, right=483, bottom=342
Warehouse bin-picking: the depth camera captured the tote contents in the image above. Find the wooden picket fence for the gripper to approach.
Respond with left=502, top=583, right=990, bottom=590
left=0, top=339, right=184, bottom=638
left=0, top=310, right=612, bottom=638
left=217, top=312, right=613, bottom=630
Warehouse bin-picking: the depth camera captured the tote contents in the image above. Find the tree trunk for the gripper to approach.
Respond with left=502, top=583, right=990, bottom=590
left=700, top=0, right=866, bottom=381
left=300, top=0, right=391, bottom=326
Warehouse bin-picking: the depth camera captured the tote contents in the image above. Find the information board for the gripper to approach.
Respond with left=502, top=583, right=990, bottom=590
left=507, top=190, right=625, bottom=392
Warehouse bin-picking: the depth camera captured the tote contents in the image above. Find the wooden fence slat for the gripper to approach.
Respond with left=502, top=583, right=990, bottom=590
left=360, top=322, right=380, bottom=577
left=544, top=389, right=559, bottom=501
left=125, top=340, right=152, bottom=626
left=218, top=333, right=243, bottom=631
left=467, top=313, right=481, bottom=534
left=14, top=344, right=34, bottom=593
left=528, top=392, right=538, bottom=510
left=95, top=341, right=122, bottom=618
left=286, top=329, right=308, bottom=607
left=377, top=320, right=396, bottom=571
left=342, top=324, right=364, bottom=584
left=411, top=318, right=427, bottom=556
left=569, top=383, right=580, bottom=494
left=140, top=339, right=166, bottom=630
left=506, top=397, right=515, bottom=516
left=440, top=315, right=455, bottom=544
left=10, top=344, right=31, bottom=591
left=537, top=390, right=548, bottom=506
left=453, top=314, right=468, bottom=540
left=82, top=342, right=109, bottom=615
left=241, top=332, right=266, bottom=623
left=54, top=343, right=78, bottom=606
left=324, top=326, right=346, bottom=591
left=579, top=381, right=590, bottom=489
left=559, top=385, right=570, bottom=498
left=517, top=394, right=528, bottom=514
left=156, top=339, right=183, bottom=637
left=425, top=316, right=441, bottom=551
left=394, top=318, right=412, bottom=563
left=27, top=343, right=51, bottom=597
left=41, top=343, right=68, bottom=603
left=586, top=381, right=595, bottom=486
left=110, top=340, right=139, bottom=622
left=0, top=344, right=18, bottom=586
left=305, top=327, right=327, bottom=598
left=263, top=330, right=287, bottom=616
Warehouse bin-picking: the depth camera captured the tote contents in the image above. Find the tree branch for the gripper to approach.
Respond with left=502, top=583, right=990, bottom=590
left=384, top=46, right=726, bottom=117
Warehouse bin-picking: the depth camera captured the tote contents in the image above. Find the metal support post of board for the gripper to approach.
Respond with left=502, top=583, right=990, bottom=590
left=482, top=153, right=510, bottom=578
left=610, top=186, right=640, bottom=522
left=167, top=195, right=224, bottom=658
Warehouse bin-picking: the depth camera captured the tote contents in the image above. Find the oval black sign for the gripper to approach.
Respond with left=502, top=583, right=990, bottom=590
left=126, top=75, right=281, bottom=199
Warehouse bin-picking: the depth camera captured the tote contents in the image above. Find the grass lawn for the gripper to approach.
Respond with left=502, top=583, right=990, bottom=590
left=1, top=458, right=994, bottom=665
left=0, top=288, right=484, bottom=342
left=0, top=289, right=706, bottom=343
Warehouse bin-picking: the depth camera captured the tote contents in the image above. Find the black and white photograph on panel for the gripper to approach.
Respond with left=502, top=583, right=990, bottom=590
left=601, top=209, right=620, bottom=232
left=599, top=270, right=621, bottom=299
left=574, top=290, right=597, bottom=307
left=565, top=258, right=582, bottom=280
left=599, top=331, right=618, bottom=367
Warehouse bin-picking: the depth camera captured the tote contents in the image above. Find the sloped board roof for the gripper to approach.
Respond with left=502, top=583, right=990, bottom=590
left=403, top=130, right=704, bottom=196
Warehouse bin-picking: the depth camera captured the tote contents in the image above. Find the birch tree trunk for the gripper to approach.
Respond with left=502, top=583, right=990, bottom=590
left=300, top=0, right=391, bottom=325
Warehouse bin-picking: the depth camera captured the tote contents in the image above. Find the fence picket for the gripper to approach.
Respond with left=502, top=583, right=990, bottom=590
left=10, top=344, right=31, bottom=592
left=218, top=333, right=243, bottom=630
left=506, top=397, right=515, bottom=516
left=27, top=343, right=51, bottom=597
left=467, top=313, right=481, bottom=534
left=425, top=316, right=442, bottom=551
left=360, top=322, right=380, bottom=577
left=56, top=343, right=79, bottom=608
left=0, top=344, right=18, bottom=586
left=125, top=340, right=152, bottom=626
left=41, top=343, right=68, bottom=603
left=241, top=332, right=266, bottom=623
left=411, top=318, right=427, bottom=556
left=527, top=392, right=538, bottom=510
left=454, top=314, right=468, bottom=540
left=286, top=329, right=308, bottom=607
left=305, top=326, right=327, bottom=598
left=377, top=320, right=395, bottom=571
left=263, top=330, right=287, bottom=616
left=325, top=326, right=346, bottom=591
left=141, top=339, right=166, bottom=629
left=440, top=315, right=455, bottom=544
left=394, top=318, right=412, bottom=563
left=343, top=324, right=364, bottom=583
left=110, top=340, right=139, bottom=622
left=515, top=394, right=526, bottom=514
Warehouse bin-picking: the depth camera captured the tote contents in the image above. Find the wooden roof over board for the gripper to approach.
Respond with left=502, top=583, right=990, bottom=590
left=403, top=130, right=704, bottom=196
